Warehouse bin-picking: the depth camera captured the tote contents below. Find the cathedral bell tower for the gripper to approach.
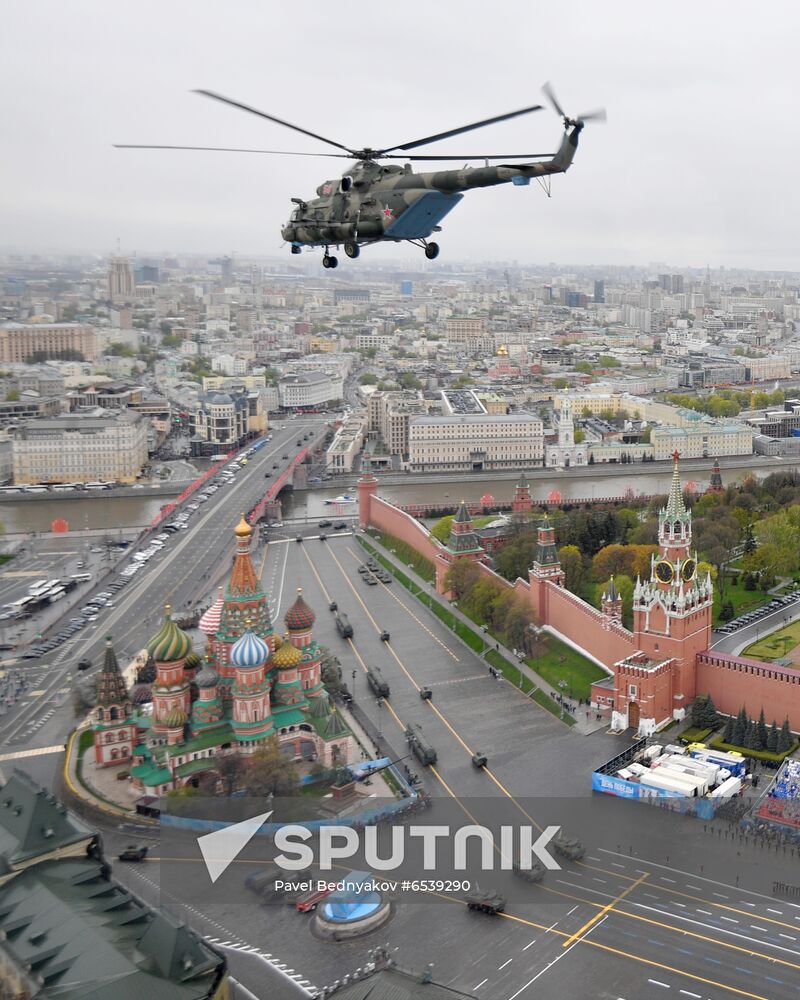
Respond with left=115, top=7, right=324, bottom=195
left=632, top=453, right=713, bottom=713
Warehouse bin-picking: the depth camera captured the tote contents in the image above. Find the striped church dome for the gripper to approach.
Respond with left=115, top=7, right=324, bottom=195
left=231, top=628, right=269, bottom=668
left=199, top=588, right=224, bottom=636
left=164, top=707, right=188, bottom=728
left=147, top=608, right=192, bottom=663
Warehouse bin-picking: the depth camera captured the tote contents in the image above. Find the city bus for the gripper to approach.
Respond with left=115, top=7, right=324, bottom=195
left=6, top=596, right=36, bottom=618
left=26, top=579, right=49, bottom=595
left=84, top=481, right=114, bottom=491
left=70, top=573, right=92, bottom=584
left=0, top=487, right=22, bottom=495
left=29, top=579, right=61, bottom=599
left=52, top=482, right=81, bottom=492
left=47, top=587, right=66, bottom=603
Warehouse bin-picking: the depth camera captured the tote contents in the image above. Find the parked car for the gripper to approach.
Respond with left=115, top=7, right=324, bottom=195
left=118, top=845, right=149, bottom=862
left=77, top=659, right=91, bottom=671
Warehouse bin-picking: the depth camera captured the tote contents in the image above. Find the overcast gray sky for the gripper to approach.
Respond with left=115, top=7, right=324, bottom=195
left=3, top=1, right=800, bottom=270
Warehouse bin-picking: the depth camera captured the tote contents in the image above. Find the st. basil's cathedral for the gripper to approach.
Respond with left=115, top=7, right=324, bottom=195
left=91, top=515, right=354, bottom=795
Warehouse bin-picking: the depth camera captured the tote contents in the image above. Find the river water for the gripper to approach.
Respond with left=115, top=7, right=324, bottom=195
left=0, top=461, right=789, bottom=534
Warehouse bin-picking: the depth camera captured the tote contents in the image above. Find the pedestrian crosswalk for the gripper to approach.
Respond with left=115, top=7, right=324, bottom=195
left=0, top=744, right=64, bottom=762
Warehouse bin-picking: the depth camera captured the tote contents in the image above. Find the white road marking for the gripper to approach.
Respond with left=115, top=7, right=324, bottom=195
left=473, top=979, right=487, bottom=990
left=506, top=916, right=607, bottom=999
left=498, top=959, right=512, bottom=970
left=522, top=939, right=536, bottom=951
left=647, top=980, right=670, bottom=989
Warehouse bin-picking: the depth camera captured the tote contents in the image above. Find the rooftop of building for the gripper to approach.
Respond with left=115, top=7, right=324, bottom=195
left=410, top=413, right=542, bottom=427
left=0, top=855, right=225, bottom=999
left=0, top=770, right=94, bottom=870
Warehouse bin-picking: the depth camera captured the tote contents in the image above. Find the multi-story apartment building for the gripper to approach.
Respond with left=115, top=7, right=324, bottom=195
left=0, top=323, right=97, bottom=363
left=408, top=414, right=543, bottom=472
left=367, top=390, right=427, bottom=459
left=444, top=317, right=494, bottom=354
left=107, top=256, right=135, bottom=301
left=651, top=423, right=754, bottom=460
left=278, top=370, right=343, bottom=409
left=12, top=411, right=148, bottom=484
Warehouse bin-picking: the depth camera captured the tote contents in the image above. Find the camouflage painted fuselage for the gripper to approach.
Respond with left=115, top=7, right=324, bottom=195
left=281, top=124, right=582, bottom=248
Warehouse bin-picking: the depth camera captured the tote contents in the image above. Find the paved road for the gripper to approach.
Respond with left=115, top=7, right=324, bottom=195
left=6, top=437, right=800, bottom=999
left=0, top=416, right=329, bottom=790
left=103, top=530, right=800, bottom=1000
left=711, top=598, right=800, bottom=656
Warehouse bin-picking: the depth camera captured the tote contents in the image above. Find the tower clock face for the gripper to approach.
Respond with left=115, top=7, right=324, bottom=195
left=655, top=560, right=674, bottom=584
left=681, top=558, right=697, bottom=582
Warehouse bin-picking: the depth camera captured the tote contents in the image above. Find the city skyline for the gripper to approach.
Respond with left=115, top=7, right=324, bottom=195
left=3, top=1, right=800, bottom=268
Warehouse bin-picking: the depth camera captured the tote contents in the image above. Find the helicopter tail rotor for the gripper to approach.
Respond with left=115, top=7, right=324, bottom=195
left=542, top=81, right=606, bottom=129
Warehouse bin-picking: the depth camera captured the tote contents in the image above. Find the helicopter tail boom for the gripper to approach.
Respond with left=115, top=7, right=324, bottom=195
left=506, top=122, right=583, bottom=177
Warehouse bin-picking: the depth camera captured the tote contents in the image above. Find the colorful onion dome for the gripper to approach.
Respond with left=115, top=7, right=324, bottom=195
left=231, top=628, right=269, bottom=668
left=234, top=513, right=252, bottom=538
left=273, top=633, right=283, bottom=649
left=185, top=650, right=201, bottom=670
left=271, top=635, right=302, bottom=669
left=147, top=607, right=192, bottom=663
left=195, top=665, right=219, bottom=689
left=285, top=589, right=316, bottom=631
left=199, top=588, right=224, bottom=636
left=164, top=707, right=188, bottom=728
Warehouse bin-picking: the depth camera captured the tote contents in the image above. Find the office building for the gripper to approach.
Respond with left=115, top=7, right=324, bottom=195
left=0, top=323, right=97, bottom=363
left=278, top=370, right=343, bottom=409
left=12, top=411, right=148, bottom=484
left=107, top=256, right=135, bottom=301
left=408, top=414, right=543, bottom=472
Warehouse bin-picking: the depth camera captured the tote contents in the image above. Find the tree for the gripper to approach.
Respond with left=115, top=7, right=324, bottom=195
left=767, top=720, right=779, bottom=753
left=777, top=719, right=793, bottom=753
left=742, top=521, right=757, bottom=556
left=722, top=715, right=734, bottom=743
left=690, top=695, right=709, bottom=728
left=744, top=720, right=760, bottom=751
left=398, top=373, right=423, bottom=391
left=574, top=428, right=586, bottom=444
left=359, top=373, right=378, bottom=385
left=757, top=708, right=768, bottom=749
left=718, top=599, right=735, bottom=622
left=599, top=355, right=621, bottom=368
left=444, top=558, right=481, bottom=599
left=161, top=333, right=182, bottom=348
left=431, top=515, right=455, bottom=543
left=4, top=389, right=19, bottom=402
left=249, top=737, right=299, bottom=797
left=732, top=707, right=748, bottom=747
left=558, top=545, right=587, bottom=598
left=207, top=753, right=246, bottom=796
left=461, top=578, right=504, bottom=624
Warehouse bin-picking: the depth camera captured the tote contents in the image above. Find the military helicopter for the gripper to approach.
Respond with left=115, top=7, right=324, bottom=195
left=116, top=83, right=604, bottom=269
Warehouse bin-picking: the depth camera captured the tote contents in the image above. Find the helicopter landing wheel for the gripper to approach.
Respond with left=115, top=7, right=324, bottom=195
left=424, top=242, right=440, bottom=260
left=344, top=241, right=360, bottom=259
left=323, top=254, right=338, bottom=269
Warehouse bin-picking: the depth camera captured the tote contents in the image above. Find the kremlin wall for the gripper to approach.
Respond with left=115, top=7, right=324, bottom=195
left=357, top=460, right=800, bottom=735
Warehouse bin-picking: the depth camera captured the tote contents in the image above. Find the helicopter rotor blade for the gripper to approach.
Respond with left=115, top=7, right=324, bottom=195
left=542, top=81, right=566, bottom=119
left=577, top=108, right=607, bottom=124
left=113, top=144, right=353, bottom=157
left=381, top=152, right=555, bottom=161
left=193, top=89, right=355, bottom=154
left=378, top=104, right=544, bottom=155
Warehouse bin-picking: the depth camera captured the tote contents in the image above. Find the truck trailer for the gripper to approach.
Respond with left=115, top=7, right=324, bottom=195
left=640, top=770, right=698, bottom=797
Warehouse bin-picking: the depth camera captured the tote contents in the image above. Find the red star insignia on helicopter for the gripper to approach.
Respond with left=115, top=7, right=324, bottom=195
left=382, top=205, right=393, bottom=220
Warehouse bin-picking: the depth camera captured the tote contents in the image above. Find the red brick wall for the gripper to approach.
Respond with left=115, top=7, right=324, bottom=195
left=369, top=496, right=451, bottom=589
left=696, top=652, right=800, bottom=731
left=543, top=583, right=637, bottom=669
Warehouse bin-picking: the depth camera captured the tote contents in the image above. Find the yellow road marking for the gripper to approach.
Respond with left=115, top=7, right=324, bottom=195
left=562, top=872, right=649, bottom=948
left=345, top=545, right=459, bottom=661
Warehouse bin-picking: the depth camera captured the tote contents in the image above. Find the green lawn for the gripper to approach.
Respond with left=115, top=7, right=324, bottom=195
left=525, top=638, right=606, bottom=702
left=713, top=576, right=772, bottom=625
left=485, top=650, right=576, bottom=726
left=742, top=619, right=800, bottom=662
left=367, top=529, right=436, bottom=583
